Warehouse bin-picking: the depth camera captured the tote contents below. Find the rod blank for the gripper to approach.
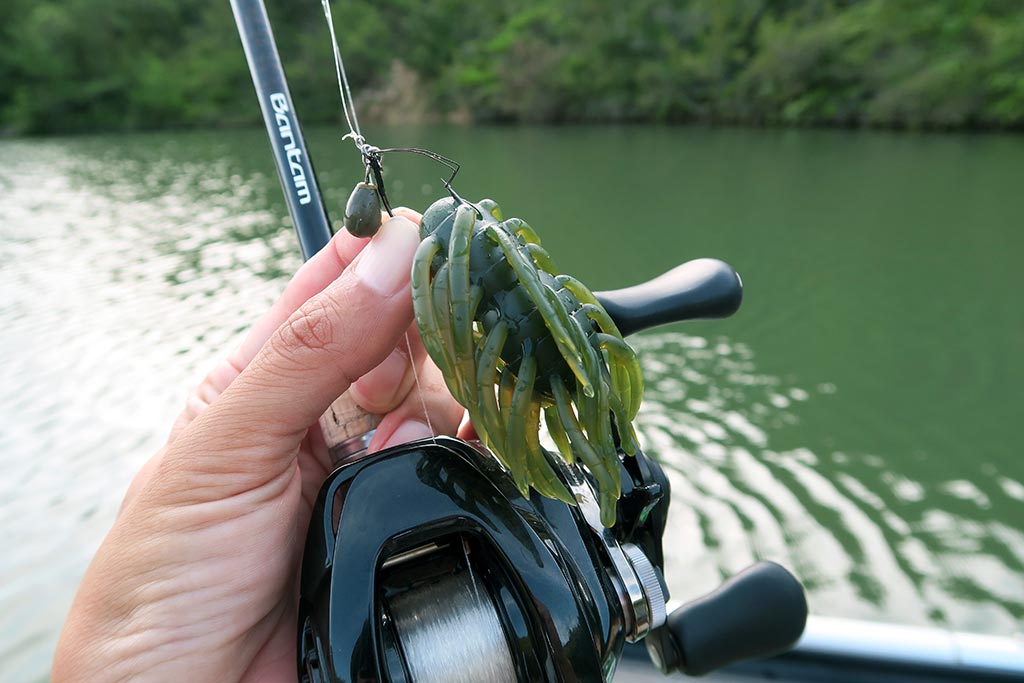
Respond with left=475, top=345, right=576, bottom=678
left=230, top=0, right=333, bottom=261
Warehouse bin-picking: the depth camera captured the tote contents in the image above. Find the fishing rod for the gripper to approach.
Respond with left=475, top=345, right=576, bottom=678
left=229, top=0, right=332, bottom=261
left=230, top=0, right=382, bottom=454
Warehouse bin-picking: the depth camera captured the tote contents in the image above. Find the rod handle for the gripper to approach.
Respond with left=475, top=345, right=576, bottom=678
left=646, top=561, right=808, bottom=676
left=595, top=258, right=742, bottom=337
left=319, top=392, right=381, bottom=465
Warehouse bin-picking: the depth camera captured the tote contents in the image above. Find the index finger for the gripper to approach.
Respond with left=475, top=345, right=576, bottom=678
left=161, top=217, right=423, bottom=501
left=233, top=229, right=369, bottom=368
left=168, top=210, right=425, bottom=443
left=237, top=207, right=421, bottom=371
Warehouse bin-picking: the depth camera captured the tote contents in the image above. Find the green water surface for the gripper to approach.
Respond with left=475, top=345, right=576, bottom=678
left=1, top=126, right=1021, bottom=680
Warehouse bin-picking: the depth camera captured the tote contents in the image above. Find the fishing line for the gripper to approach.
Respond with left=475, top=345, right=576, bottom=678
left=320, top=0, right=461, bottom=206
left=322, top=0, right=452, bottom=443
left=320, top=0, right=363, bottom=147
left=405, top=331, right=437, bottom=447
left=387, top=571, right=516, bottom=683
left=320, top=8, right=493, bottom=662
left=462, top=536, right=481, bottom=604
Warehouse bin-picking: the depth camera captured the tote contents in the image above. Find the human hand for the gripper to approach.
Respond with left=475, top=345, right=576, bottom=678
left=53, top=211, right=466, bottom=682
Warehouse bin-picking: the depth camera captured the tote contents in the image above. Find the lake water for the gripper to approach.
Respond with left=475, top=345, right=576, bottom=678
left=1, top=125, right=1022, bottom=680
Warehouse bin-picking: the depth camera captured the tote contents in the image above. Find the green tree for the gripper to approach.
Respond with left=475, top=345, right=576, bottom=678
left=2, top=0, right=1022, bottom=133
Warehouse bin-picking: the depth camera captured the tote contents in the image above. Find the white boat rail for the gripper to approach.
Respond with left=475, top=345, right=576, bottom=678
left=794, top=615, right=1024, bottom=677
left=618, top=615, right=1024, bottom=681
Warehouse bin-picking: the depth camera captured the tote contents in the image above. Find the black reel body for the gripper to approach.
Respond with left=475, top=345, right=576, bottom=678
left=298, top=259, right=808, bottom=683
left=299, top=436, right=669, bottom=683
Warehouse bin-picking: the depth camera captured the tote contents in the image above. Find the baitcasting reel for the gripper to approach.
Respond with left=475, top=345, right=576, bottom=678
left=298, top=259, right=808, bottom=682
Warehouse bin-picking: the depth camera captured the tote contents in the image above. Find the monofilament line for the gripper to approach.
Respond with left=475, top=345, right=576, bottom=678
left=462, top=536, right=481, bottom=604
left=322, top=1, right=436, bottom=440
left=321, top=0, right=363, bottom=145
left=405, top=332, right=437, bottom=446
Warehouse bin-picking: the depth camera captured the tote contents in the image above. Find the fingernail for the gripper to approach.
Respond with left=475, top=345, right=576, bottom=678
left=382, top=419, right=432, bottom=449
left=354, top=217, right=419, bottom=295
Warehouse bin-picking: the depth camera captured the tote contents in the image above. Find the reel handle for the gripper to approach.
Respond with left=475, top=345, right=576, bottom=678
left=646, top=561, right=807, bottom=676
left=595, top=258, right=742, bottom=337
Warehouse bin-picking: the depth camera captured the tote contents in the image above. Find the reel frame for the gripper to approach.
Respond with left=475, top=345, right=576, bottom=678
left=298, top=436, right=671, bottom=683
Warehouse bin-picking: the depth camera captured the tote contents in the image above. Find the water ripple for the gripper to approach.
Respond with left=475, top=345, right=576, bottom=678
left=1, top=129, right=1021, bottom=682
left=633, top=332, right=1023, bottom=634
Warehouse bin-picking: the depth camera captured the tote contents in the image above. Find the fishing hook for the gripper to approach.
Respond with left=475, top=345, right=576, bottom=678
left=358, top=144, right=463, bottom=219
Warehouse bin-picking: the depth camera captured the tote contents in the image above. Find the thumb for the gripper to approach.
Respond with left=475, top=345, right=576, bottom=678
left=161, top=217, right=422, bottom=499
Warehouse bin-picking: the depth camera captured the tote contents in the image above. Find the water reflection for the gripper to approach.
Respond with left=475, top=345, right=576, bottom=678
left=634, top=333, right=1024, bottom=634
left=1, top=127, right=1021, bottom=682
left=0, top=136, right=294, bottom=682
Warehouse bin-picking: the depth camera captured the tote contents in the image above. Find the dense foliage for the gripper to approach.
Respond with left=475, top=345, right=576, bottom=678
left=2, top=0, right=1023, bottom=134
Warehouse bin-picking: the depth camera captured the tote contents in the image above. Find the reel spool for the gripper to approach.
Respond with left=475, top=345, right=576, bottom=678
left=298, top=260, right=808, bottom=683
left=387, top=569, right=516, bottom=683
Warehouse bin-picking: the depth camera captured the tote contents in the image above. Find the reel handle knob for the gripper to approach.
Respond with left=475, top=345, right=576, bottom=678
left=645, top=561, right=807, bottom=676
left=595, top=258, right=742, bottom=337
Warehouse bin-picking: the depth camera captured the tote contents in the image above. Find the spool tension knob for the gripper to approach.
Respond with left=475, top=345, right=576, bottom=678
left=622, top=543, right=668, bottom=632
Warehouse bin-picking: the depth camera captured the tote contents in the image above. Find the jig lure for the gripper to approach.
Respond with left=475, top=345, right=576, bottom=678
left=411, top=194, right=643, bottom=526
left=320, top=0, right=640, bottom=525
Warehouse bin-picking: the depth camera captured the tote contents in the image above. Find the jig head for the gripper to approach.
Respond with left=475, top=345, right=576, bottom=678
left=341, top=143, right=460, bottom=239
left=344, top=178, right=383, bottom=237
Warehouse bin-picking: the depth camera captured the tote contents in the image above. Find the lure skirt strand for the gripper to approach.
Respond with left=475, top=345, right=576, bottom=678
left=412, top=196, right=643, bottom=526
